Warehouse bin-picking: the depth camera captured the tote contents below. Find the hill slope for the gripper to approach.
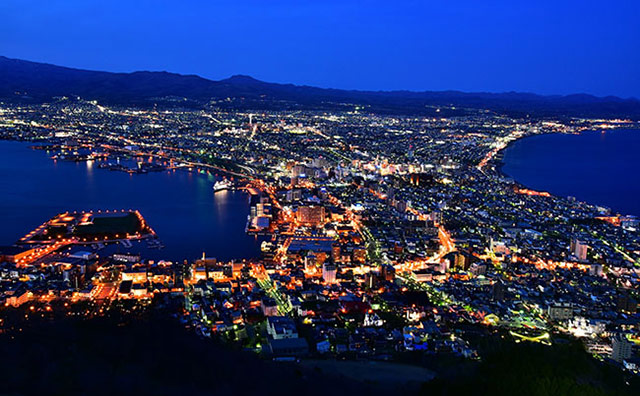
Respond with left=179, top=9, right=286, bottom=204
left=1, top=56, right=638, bottom=118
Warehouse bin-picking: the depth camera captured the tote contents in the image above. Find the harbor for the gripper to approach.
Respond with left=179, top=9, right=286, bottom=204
left=0, top=141, right=262, bottom=262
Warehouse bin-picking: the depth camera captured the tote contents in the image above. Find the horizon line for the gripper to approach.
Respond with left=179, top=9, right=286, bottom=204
left=1, top=54, right=639, bottom=101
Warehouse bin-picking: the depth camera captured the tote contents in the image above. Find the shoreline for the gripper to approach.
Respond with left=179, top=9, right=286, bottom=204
left=0, top=140, right=263, bottom=262
left=494, top=128, right=640, bottom=216
left=495, top=126, right=640, bottom=174
left=495, top=131, right=563, bottom=176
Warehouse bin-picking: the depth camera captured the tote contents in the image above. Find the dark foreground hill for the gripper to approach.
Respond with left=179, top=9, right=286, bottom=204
left=1, top=55, right=639, bottom=118
left=0, top=315, right=385, bottom=396
left=0, top=305, right=637, bottom=396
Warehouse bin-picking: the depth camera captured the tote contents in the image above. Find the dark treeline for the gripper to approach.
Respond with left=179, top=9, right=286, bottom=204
left=422, top=336, right=640, bottom=396
left=0, top=312, right=382, bottom=396
left=0, top=307, right=638, bottom=396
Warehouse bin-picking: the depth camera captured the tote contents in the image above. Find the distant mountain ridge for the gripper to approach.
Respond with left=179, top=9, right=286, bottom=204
left=1, top=55, right=639, bottom=118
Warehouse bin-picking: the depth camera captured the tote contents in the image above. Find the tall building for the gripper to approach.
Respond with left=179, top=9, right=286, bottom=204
left=617, top=293, right=638, bottom=313
left=352, top=247, right=367, bottom=263
left=365, top=272, right=377, bottom=289
left=297, top=205, right=325, bottom=226
left=611, top=334, right=632, bottom=363
left=256, top=202, right=272, bottom=217
left=492, top=280, right=506, bottom=301
left=547, top=302, right=574, bottom=321
left=453, top=251, right=472, bottom=270
left=322, top=263, right=336, bottom=284
left=438, top=257, right=450, bottom=273
left=381, top=264, right=395, bottom=282
left=262, top=297, right=279, bottom=317
left=570, top=238, right=589, bottom=261
left=291, top=164, right=308, bottom=178
left=331, top=244, right=341, bottom=263
left=304, top=251, right=318, bottom=274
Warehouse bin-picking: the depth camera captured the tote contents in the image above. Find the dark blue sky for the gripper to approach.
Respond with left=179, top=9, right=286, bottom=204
left=1, top=0, right=638, bottom=97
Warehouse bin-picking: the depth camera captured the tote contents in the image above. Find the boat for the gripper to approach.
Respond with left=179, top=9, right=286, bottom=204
left=261, top=241, right=275, bottom=252
left=213, top=179, right=233, bottom=193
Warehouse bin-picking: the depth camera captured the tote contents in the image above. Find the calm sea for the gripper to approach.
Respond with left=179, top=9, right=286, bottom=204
left=0, top=140, right=261, bottom=262
left=502, top=129, right=640, bottom=216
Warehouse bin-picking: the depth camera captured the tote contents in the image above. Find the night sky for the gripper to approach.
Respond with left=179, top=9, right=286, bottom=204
left=1, top=0, right=638, bottom=97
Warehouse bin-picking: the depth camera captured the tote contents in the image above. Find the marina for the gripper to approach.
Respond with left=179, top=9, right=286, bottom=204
left=0, top=141, right=262, bottom=262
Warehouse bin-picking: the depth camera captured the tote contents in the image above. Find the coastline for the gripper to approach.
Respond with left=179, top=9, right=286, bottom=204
left=495, top=131, right=562, bottom=178
left=0, top=140, right=263, bottom=262
left=494, top=128, right=640, bottom=216
left=495, top=126, right=640, bottom=174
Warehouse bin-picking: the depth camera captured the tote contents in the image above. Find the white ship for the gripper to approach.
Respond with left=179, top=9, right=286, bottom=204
left=261, top=241, right=275, bottom=252
left=213, top=179, right=233, bottom=193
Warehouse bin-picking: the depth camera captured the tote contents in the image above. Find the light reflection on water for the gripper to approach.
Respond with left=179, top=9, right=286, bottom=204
left=0, top=140, right=262, bottom=262
left=502, top=129, right=640, bottom=216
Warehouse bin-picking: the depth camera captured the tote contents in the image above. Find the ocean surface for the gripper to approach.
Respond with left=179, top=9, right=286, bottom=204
left=502, top=129, right=640, bottom=216
left=0, top=141, right=261, bottom=262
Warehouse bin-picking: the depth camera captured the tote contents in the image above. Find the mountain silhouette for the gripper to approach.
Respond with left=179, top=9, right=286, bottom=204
left=1, top=56, right=638, bottom=118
